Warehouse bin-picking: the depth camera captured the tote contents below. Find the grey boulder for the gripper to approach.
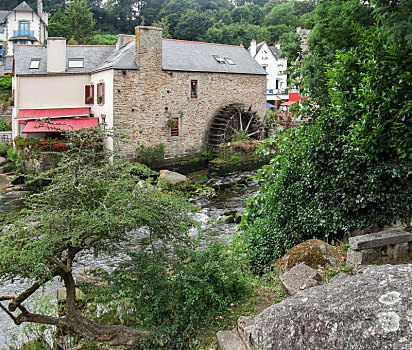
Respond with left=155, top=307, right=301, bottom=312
left=279, top=262, right=322, bottom=295
left=249, top=264, right=412, bottom=350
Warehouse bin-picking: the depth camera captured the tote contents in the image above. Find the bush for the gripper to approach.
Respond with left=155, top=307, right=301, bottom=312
left=6, top=148, right=24, bottom=173
left=135, top=143, right=165, bottom=167
left=0, top=119, right=10, bottom=132
left=113, top=242, right=249, bottom=349
left=0, top=143, right=10, bottom=157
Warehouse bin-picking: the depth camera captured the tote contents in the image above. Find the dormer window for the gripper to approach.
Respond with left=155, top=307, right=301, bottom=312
left=225, top=57, right=235, bottom=65
left=68, top=58, right=84, bottom=68
left=213, top=55, right=225, bottom=64
left=29, top=59, right=40, bottom=69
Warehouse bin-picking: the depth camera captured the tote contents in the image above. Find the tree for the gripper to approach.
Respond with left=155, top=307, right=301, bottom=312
left=174, top=10, right=213, bottom=41
left=239, top=22, right=412, bottom=273
left=0, top=126, right=196, bottom=345
left=300, top=0, right=374, bottom=104
left=48, top=10, right=70, bottom=37
left=231, top=3, right=262, bottom=25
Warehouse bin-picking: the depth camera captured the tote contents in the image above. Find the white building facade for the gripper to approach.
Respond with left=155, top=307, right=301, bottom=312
left=248, top=40, right=288, bottom=105
left=0, top=0, right=48, bottom=73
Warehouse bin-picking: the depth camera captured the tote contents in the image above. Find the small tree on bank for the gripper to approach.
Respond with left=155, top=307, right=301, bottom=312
left=0, top=127, right=196, bottom=346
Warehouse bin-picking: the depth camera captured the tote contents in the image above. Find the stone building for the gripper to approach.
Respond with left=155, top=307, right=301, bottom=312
left=13, top=26, right=266, bottom=159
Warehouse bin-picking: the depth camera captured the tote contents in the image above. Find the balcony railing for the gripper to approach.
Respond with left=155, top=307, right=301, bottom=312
left=13, top=29, right=34, bottom=37
left=0, top=49, right=3, bottom=57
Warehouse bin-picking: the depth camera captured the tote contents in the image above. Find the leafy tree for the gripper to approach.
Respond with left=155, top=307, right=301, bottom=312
left=49, top=0, right=97, bottom=44
left=140, top=0, right=167, bottom=26
left=48, top=10, right=70, bottom=37
left=0, top=126, right=197, bottom=345
left=279, top=30, right=302, bottom=61
left=174, top=10, right=213, bottom=41
left=263, top=1, right=298, bottom=27
left=157, top=0, right=198, bottom=37
left=301, top=0, right=374, bottom=104
left=232, top=3, right=262, bottom=25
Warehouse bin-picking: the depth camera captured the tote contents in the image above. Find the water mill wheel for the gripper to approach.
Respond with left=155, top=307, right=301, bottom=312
left=208, top=103, right=262, bottom=148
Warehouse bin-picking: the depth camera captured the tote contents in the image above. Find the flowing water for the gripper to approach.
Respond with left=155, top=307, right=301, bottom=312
left=0, top=172, right=258, bottom=349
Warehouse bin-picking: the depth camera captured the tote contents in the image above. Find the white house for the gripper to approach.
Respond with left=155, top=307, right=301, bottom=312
left=248, top=40, right=288, bottom=107
left=0, top=0, right=48, bottom=73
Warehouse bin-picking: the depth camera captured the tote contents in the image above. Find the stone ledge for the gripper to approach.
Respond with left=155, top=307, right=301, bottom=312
left=349, top=231, right=412, bottom=250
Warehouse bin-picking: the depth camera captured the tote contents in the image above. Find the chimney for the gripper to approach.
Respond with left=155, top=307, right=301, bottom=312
left=250, top=39, right=256, bottom=57
left=275, top=42, right=281, bottom=50
left=116, top=34, right=135, bottom=50
left=47, top=37, right=66, bottom=73
left=37, top=0, right=43, bottom=17
left=135, top=26, right=163, bottom=71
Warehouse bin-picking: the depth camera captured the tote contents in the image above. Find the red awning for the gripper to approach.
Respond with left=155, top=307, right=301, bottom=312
left=280, top=100, right=299, bottom=106
left=23, top=118, right=99, bottom=133
left=16, top=108, right=90, bottom=120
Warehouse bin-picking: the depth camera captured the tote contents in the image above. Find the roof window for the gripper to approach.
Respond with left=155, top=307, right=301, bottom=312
left=213, top=55, right=226, bottom=64
left=29, top=58, right=40, bottom=69
left=225, top=57, right=235, bottom=65
left=68, top=58, right=84, bottom=68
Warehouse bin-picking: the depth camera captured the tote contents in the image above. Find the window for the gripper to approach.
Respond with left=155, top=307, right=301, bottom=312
left=29, top=58, right=40, bottom=69
left=212, top=55, right=225, bottom=64
left=262, top=50, right=268, bottom=59
left=191, top=80, right=198, bottom=98
left=225, top=57, right=235, bottom=65
left=262, top=65, right=267, bottom=71
left=19, top=21, right=29, bottom=33
left=68, top=58, right=84, bottom=68
left=0, top=27, right=4, bottom=33
left=85, top=85, right=94, bottom=105
left=170, top=118, right=179, bottom=137
left=97, top=82, right=105, bottom=105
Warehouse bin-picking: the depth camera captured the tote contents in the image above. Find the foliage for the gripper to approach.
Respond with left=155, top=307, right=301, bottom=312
left=6, top=148, right=24, bottom=173
left=0, top=74, right=12, bottom=96
left=240, top=22, right=412, bottom=273
left=329, top=27, right=412, bottom=160
left=0, top=143, right=10, bottom=156
left=92, top=34, right=117, bottom=45
left=14, top=136, right=70, bottom=151
left=113, top=242, right=249, bottom=349
left=135, top=143, right=166, bottom=167
left=49, top=0, right=97, bottom=44
left=0, top=119, right=11, bottom=132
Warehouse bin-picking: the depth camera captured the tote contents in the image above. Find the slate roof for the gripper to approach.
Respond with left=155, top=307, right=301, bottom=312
left=0, top=11, right=10, bottom=24
left=14, top=45, right=115, bottom=75
left=269, top=46, right=284, bottom=59
left=162, top=39, right=266, bottom=75
left=13, top=1, right=34, bottom=12
left=16, top=38, right=266, bottom=76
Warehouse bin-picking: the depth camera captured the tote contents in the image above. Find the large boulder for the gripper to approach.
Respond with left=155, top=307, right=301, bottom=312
left=278, top=239, right=339, bottom=273
left=158, top=170, right=187, bottom=187
left=76, top=266, right=109, bottom=288
left=247, top=264, right=412, bottom=350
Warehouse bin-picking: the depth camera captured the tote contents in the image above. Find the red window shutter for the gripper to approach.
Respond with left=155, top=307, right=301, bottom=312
left=170, top=118, right=179, bottom=137
left=102, top=82, right=105, bottom=105
left=85, top=85, right=90, bottom=104
left=91, top=84, right=94, bottom=104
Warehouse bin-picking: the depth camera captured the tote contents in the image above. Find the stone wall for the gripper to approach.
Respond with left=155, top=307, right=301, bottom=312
left=113, top=27, right=266, bottom=160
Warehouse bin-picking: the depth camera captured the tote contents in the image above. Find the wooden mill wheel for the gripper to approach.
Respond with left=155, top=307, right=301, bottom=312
left=208, top=103, right=261, bottom=148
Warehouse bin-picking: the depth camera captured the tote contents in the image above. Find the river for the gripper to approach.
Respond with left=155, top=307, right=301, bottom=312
left=0, top=172, right=258, bottom=349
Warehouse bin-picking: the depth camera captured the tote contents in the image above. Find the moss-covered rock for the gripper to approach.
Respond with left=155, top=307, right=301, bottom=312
left=278, top=239, right=339, bottom=273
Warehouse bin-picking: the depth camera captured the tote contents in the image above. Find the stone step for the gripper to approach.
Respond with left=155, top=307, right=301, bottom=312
left=217, top=329, right=248, bottom=350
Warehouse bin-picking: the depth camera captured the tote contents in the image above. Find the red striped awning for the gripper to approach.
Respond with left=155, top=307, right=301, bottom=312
left=16, top=108, right=90, bottom=120
left=23, top=118, right=99, bottom=133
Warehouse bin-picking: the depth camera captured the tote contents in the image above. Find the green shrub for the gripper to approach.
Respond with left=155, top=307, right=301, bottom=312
left=229, top=155, right=241, bottom=164
left=6, top=148, right=24, bottom=173
left=0, top=143, right=10, bottom=156
left=113, top=242, right=249, bottom=349
left=136, top=143, right=165, bottom=167
left=0, top=119, right=10, bottom=131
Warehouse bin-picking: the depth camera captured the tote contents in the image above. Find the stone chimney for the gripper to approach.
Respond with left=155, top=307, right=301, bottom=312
left=135, top=26, right=163, bottom=72
left=250, top=39, right=256, bottom=57
left=116, top=34, right=135, bottom=50
left=47, top=37, right=66, bottom=73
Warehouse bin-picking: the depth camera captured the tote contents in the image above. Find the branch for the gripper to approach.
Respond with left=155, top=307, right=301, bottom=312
left=45, top=256, right=71, bottom=274
left=15, top=304, right=66, bottom=327
left=0, top=302, right=18, bottom=323
left=8, top=281, right=42, bottom=312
